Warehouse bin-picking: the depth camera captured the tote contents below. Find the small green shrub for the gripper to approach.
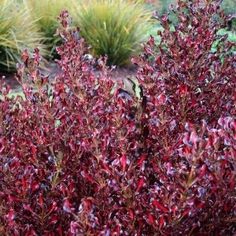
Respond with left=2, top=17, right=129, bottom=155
left=25, top=0, right=75, bottom=57
left=73, top=0, right=152, bottom=66
left=0, top=0, right=46, bottom=71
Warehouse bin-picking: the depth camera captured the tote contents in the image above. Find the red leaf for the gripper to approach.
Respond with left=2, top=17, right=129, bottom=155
left=38, top=193, right=43, bottom=208
left=159, top=216, right=166, bottom=229
left=100, top=160, right=111, bottom=174
left=63, top=198, right=73, bottom=213
left=157, top=93, right=167, bottom=105
left=182, top=209, right=190, bottom=217
left=49, top=215, right=59, bottom=225
left=129, top=209, right=134, bottom=221
left=31, top=181, right=39, bottom=192
left=31, top=145, right=37, bottom=157
left=137, top=154, right=146, bottom=168
left=197, top=202, right=205, bottom=209
left=6, top=208, right=15, bottom=222
left=147, top=213, right=155, bottom=225
left=0, top=145, right=4, bottom=153
left=70, top=221, right=79, bottom=234
left=199, top=164, right=207, bottom=178
left=82, top=198, right=93, bottom=211
left=81, top=171, right=96, bottom=183
left=136, top=178, right=145, bottom=192
left=178, top=84, right=189, bottom=96
left=25, top=229, right=37, bottom=236
left=21, top=177, right=27, bottom=192
left=48, top=201, right=58, bottom=215
left=229, top=175, right=235, bottom=190
left=156, top=56, right=162, bottom=65
left=152, top=200, right=168, bottom=213
left=189, top=130, right=199, bottom=146
left=120, top=154, right=127, bottom=172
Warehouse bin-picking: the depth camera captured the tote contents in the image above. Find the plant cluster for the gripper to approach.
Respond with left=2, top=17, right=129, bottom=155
left=1, top=0, right=235, bottom=71
left=0, top=0, right=152, bottom=71
left=0, top=0, right=46, bottom=71
left=73, top=0, right=152, bottom=66
left=25, top=0, right=76, bottom=58
left=0, top=1, right=235, bottom=235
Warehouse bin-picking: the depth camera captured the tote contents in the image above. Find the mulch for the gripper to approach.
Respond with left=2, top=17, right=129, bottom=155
left=0, top=72, right=20, bottom=91
left=0, top=63, right=137, bottom=92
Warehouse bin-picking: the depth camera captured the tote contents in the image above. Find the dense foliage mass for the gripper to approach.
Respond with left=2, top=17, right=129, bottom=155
left=0, top=0, right=235, bottom=235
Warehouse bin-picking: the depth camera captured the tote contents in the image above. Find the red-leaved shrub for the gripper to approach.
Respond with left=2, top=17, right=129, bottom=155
left=0, top=1, right=235, bottom=235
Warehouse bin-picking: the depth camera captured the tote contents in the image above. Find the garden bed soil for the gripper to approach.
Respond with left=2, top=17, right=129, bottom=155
left=0, top=63, right=137, bottom=93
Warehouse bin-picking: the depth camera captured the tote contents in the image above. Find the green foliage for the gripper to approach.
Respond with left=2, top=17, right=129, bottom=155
left=221, top=0, right=236, bottom=31
left=25, top=0, right=75, bottom=57
left=156, top=0, right=178, bottom=25
left=159, top=0, right=175, bottom=14
left=221, top=0, right=236, bottom=15
left=73, top=0, right=152, bottom=66
left=0, top=0, right=46, bottom=71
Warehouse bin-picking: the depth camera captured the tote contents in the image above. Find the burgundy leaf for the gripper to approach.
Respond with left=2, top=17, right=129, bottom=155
left=152, top=200, right=169, bottom=213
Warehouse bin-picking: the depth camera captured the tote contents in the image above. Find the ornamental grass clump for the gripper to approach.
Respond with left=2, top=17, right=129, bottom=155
left=0, top=0, right=235, bottom=235
left=25, top=0, right=75, bottom=57
left=0, top=0, right=46, bottom=71
left=73, top=0, right=152, bottom=66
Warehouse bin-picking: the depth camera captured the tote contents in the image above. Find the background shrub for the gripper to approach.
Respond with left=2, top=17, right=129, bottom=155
left=73, top=0, right=152, bottom=66
left=0, top=1, right=235, bottom=235
left=25, top=0, right=75, bottom=58
left=222, top=0, right=236, bottom=14
left=221, top=0, right=236, bottom=31
left=0, top=0, right=46, bottom=71
left=158, top=0, right=176, bottom=14
left=146, top=0, right=236, bottom=47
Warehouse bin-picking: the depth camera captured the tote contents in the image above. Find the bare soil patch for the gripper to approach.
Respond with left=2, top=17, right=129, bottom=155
left=0, top=63, right=137, bottom=92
